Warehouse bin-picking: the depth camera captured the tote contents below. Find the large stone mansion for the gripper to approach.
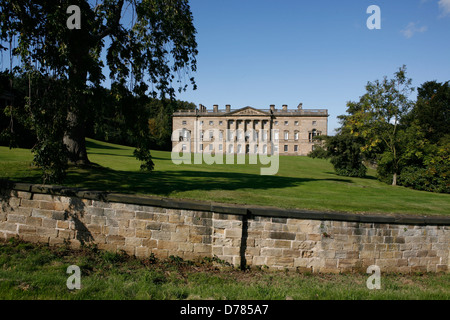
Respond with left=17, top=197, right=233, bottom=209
left=172, top=103, right=328, bottom=156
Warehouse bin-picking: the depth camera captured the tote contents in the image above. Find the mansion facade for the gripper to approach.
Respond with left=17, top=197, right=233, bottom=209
left=172, top=103, right=328, bottom=156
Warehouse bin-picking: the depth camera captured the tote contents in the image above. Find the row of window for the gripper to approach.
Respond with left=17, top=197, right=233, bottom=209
left=179, top=129, right=320, bottom=142
left=180, top=144, right=303, bottom=153
left=181, top=120, right=318, bottom=126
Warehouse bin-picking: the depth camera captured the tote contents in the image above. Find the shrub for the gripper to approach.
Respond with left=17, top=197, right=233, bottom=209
left=307, top=145, right=328, bottom=159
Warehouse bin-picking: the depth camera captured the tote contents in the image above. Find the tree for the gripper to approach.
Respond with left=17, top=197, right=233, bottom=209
left=411, top=81, right=450, bottom=143
left=326, top=128, right=367, bottom=178
left=0, top=1, right=198, bottom=174
left=345, top=65, right=414, bottom=185
left=396, top=81, right=450, bottom=193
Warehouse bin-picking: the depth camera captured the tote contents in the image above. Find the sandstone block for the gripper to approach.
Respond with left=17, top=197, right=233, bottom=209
left=33, top=194, right=55, bottom=202
left=151, top=230, right=171, bottom=240
left=6, top=214, right=26, bottom=224
left=18, top=224, right=36, bottom=234
left=43, top=219, right=57, bottom=228
left=25, top=216, right=42, bottom=227
left=20, top=199, right=40, bottom=209
left=17, top=191, right=32, bottom=200
left=135, top=229, right=152, bottom=238
left=31, top=208, right=53, bottom=219
left=106, top=235, right=125, bottom=245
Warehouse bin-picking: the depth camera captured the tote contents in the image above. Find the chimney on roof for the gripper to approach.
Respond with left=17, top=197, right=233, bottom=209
left=213, top=104, right=218, bottom=113
left=298, top=102, right=303, bottom=110
left=270, top=104, right=275, bottom=112
left=282, top=104, right=288, bottom=111
left=226, top=104, right=231, bottom=113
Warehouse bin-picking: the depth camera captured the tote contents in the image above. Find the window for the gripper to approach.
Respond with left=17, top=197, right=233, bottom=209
left=200, top=144, right=203, bottom=151
left=245, top=131, right=251, bottom=142
left=294, top=121, right=299, bottom=126
left=228, top=144, right=234, bottom=153
left=227, top=130, right=233, bottom=141
left=182, top=144, right=187, bottom=151
left=219, top=130, right=223, bottom=140
left=181, top=128, right=190, bottom=141
left=284, top=131, right=289, bottom=140
left=274, top=131, right=279, bottom=141
left=219, top=144, right=223, bottom=151
left=182, top=121, right=187, bottom=125
left=200, top=121, right=204, bottom=125
left=209, top=130, right=214, bottom=140
left=284, top=121, right=288, bottom=126
left=200, top=131, right=204, bottom=141
left=237, top=130, right=243, bottom=141
left=219, top=121, right=223, bottom=126
left=312, top=121, right=317, bottom=126
left=294, top=131, right=299, bottom=141
left=209, top=121, right=214, bottom=126
left=309, top=129, right=320, bottom=142
left=273, top=144, right=279, bottom=153
left=262, top=144, right=267, bottom=154
left=274, top=121, right=279, bottom=125
left=294, top=145, right=298, bottom=152
left=237, top=144, right=242, bottom=154
left=209, top=144, right=213, bottom=151
left=284, top=145, right=288, bottom=152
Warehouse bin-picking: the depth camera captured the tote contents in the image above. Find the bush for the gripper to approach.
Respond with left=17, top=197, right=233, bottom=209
left=327, top=133, right=367, bottom=178
left=307, top=145, right=328, bottom=159
left=334, top=166, right=367, bottom=178
left=398, top=164, right=449, bottom=194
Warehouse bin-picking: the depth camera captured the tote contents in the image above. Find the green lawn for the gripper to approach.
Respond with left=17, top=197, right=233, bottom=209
left=1, top=239, right=449, bottom=300
left=0, top=138, right=449, bottom=216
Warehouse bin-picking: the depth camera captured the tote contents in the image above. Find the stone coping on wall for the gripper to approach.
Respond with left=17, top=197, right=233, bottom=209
left=2, top=180, right=449, bottom=226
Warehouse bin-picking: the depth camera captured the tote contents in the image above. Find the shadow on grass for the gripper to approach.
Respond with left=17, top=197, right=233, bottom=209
left=45, top=163, right=354, bottom=196
left=323, top=171, right=378, bottom=181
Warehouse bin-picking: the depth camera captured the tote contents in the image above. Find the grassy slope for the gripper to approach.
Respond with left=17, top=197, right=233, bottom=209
left=0, top=138, right=449, bottom=216
left=1, top=239, right=449, bottom=300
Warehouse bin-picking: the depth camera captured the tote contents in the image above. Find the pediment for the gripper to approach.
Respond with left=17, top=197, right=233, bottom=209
left=228, top=107, right=269, bottom=116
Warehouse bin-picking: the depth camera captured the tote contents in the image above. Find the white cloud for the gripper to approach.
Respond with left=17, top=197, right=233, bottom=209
left=400, top=22, right=428, bottom=39
left=438, top=0, right=450, bottom=17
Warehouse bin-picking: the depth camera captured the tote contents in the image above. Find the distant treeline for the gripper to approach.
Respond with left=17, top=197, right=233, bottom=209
left=0, top=71, right=196, bottom=152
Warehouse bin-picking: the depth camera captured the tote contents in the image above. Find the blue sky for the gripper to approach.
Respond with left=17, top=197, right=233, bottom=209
left=175, top=0, right=450, bottom=135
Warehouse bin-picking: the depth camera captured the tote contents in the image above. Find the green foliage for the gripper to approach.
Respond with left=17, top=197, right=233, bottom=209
left=307, top=136, right=329, bottom=159
left=307, top=145, right=328, bottom=159
left=394, top=81, right=450, bottom=193
left=412, top=81, right=450, bottom=143
left=0, top=0, right=198, bottom=180
left=345, top=65, right=415, bottom=185
left=398, top=140, right=450, bottom=193
left=25, top=72, right=70, bottom=183
left=327, top=132, right=367, bottom=178
left=0, top=72, right=36, bottom=149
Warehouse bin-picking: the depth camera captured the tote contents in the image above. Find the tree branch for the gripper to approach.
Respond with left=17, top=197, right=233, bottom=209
left=94, top=0, right=125, bottom=41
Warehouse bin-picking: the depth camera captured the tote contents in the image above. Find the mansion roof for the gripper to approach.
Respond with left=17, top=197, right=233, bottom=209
left=173, top=105, right=328, bottom=118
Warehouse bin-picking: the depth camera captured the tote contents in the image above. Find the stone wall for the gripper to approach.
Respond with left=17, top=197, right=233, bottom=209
left=1, top=182, right=449, bottom=273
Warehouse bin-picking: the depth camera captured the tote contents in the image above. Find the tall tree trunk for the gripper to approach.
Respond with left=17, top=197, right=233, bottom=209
left=64, top=69, right=89, bottom=165
left=392, top=172, right=397, bottom=186
left=63, top=109, right=89, bottom=165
